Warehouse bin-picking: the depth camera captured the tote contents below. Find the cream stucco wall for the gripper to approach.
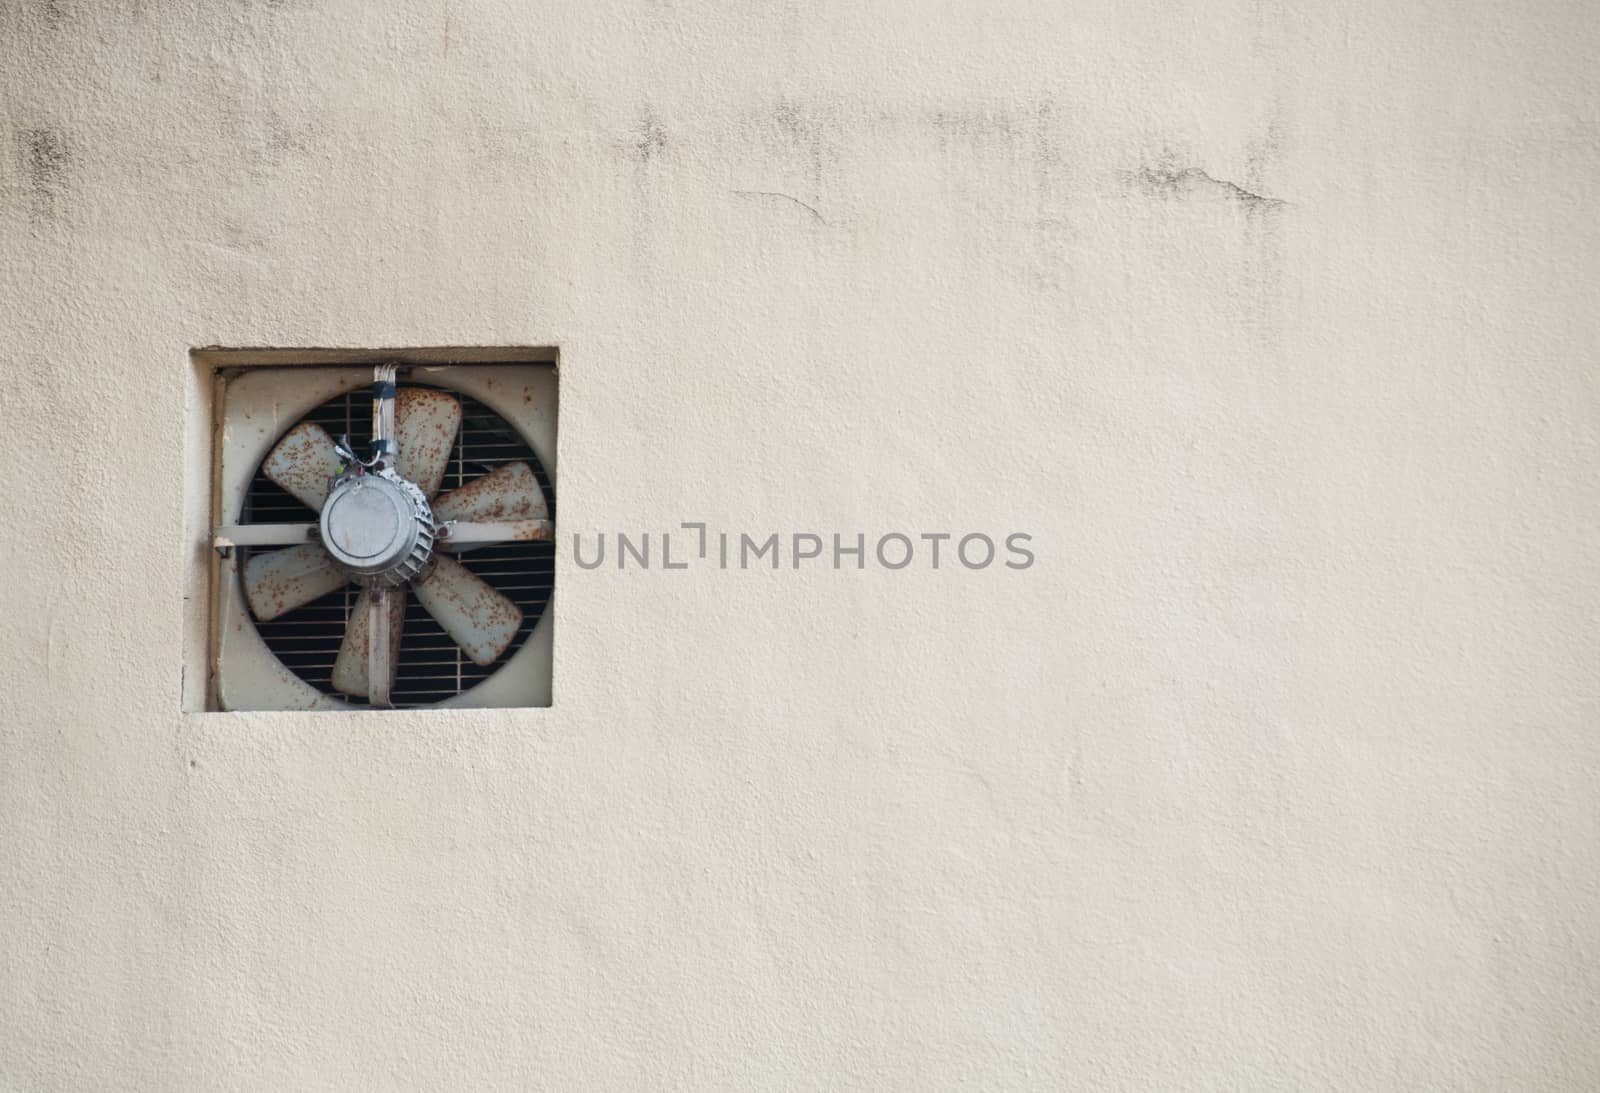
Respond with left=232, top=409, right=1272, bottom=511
left=3, top=0, right=1599, bottom=1088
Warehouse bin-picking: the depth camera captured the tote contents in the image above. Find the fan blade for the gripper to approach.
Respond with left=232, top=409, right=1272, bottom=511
left=393, top=388, right=462, bottom=499
left=263, top=422, right=341, bottom=512
left=331, top=585, right=406, bottom=699
left=242, top=543, right=348, bottom=621
left=413, top=555, right=522, bottom=666
left=432, top=461, right=548, bottom=523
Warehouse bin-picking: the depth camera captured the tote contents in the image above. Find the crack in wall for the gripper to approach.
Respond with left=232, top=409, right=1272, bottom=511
left=1126, top=164, right=1289, bottom=208
left=731, top=189, right=826, bottom=224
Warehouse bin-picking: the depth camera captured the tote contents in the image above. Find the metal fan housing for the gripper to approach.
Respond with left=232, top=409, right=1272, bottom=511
left=319, top=469, right=437, bottom=586
left=209, top=360, right=557, bottom=712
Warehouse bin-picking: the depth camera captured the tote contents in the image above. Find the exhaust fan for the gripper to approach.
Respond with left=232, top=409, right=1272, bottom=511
left=210, top=361, right=556, bottom=710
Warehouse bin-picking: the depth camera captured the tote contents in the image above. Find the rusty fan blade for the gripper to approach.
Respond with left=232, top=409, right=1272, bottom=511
left=331, top=585, right=406, bottom=699
left=242, top=543, right=348, bottom=621
left=393, top=387, right=462, bottom=500
left=432, top=461, right=548, bottom=524
left=263, top=422, right=342, bottom=512
left=412, top=555, right=523, bottom=667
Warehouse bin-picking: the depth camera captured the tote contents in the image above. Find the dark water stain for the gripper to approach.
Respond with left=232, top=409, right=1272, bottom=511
left=462, top=107, right=543, bottom=173
left=1240, top=106, right=1290, bottom=351
left=924, top=101, right=1021, bottom=143
left=20, top=127, right=73, bottom=224
left=261, top=110, right=313, bottom=163
left=630, top=108, right=668, bottom=163
left=774, top=98, right=818, bottom=183
left=627, top=107, right=669, bottom=281
left=1125, top=151, right=1291, bottom=351
left=7, top=0, right=72, bottom=32
left=772, top=96, right=843, bottom=193
left=213, top=104, right=320, bottom=179
left=1031, top=96, right=1072, bottom=287
left=1243, top=119, right=1284, bottom=199
left=855, top=100, right=1025, bottom=159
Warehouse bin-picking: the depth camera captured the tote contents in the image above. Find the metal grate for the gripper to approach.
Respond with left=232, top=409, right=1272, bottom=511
left=240, top=385, right=555, bottom=708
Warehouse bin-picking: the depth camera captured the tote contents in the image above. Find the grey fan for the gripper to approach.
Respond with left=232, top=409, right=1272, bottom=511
left=215, top=365, right=552, bottom=706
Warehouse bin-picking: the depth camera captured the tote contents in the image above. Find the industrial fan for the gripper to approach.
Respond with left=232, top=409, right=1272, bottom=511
left=211, top=363, right=554, bottom=709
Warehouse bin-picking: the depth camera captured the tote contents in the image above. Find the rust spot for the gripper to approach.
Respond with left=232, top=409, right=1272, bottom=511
left=243, top=544, right=347, bottom=620
left=432, top=462, right=542, bottom=522
left=412, top=556, right=522, bottom=665
left=330, top=587, right=405, bottom=697
left=394, top=387, right=462, bottom=498
left=262, top=422, right=340, bottom=513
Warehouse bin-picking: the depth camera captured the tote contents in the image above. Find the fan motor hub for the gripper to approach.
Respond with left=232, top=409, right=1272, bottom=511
left=319, top=470, right=436, bottom=586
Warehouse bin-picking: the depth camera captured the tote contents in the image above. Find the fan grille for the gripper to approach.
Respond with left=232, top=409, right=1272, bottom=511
left=240, top=387, right=555, bottom=708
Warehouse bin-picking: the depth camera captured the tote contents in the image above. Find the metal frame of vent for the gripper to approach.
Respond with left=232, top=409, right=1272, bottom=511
left=208, top=361, right=557, bottom=711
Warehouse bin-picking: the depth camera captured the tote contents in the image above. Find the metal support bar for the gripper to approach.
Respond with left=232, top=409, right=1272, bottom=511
left=437, top=519, right=554, bottom=546
left=368, top=585, right=393, bottom=708
left=214, top=524, right=318, bottom=550
left=367, top=363, right=400, bottom=706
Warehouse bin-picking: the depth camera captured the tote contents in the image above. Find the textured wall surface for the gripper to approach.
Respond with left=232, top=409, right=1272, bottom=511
left=2, top=0, right=1598, bottom=1088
